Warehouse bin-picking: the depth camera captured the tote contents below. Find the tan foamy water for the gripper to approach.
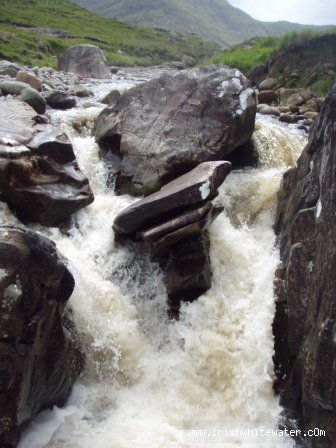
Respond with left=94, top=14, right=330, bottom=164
left=0, top=79, right=306, bottom=448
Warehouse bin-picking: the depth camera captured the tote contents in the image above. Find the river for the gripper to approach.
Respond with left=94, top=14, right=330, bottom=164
left=0, top=67, right=307, bottom=448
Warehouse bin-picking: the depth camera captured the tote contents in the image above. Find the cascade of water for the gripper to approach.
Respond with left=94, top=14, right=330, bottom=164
left=0, top=74, right=306, bottom=448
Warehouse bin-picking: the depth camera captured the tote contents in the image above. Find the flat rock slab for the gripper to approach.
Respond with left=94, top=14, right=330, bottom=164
left=113, top=161, right=231, bottom=235
left=95, top=65, right=255, bottom=195
left=0, top=97, right=36, bottom=145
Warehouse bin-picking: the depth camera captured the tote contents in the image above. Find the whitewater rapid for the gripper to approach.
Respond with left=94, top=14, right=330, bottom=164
left=0, top=69, right=307, bottom=448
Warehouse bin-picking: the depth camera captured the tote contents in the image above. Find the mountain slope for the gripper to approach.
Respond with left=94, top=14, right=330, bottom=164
left=0, top=0, right=218, bottom=68
left=74, top=0, right=332, bottom=47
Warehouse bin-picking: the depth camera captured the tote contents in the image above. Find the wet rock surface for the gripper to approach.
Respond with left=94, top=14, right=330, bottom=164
left=0, top=98, right=94, bottom=226
left=58, top=44, right=111, bottom=79
left=95, top=65, right=255, bottom=196
left=114, top=161, right=231, bottom=310
left=0, top=226, right=84, bottom=448
left=44, top=90, right=77, bottom=110
left=274, top=82, right=336, bottom=446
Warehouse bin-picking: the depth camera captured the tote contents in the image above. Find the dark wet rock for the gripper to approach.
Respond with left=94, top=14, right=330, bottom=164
left=58, top=44, right=111, bottom=79
left=44, top=90, right=77, bottom=110
left=164, top=233, right=211, bottom=310
left=27, top=125, right=75, bottom=163
left=0, top=98, right=94, bottom=226
left=19, top=87, right=46, bottom=114
left=0, top=226, right=84, bottom=448
left=15, top=71, right=42, bottom=92
left=101, top=89, right=121, bottom=105
left=0, top=80, right=31, bottom=96
left=257, top=89, right=278, bottom=105
left=257, top=104, right=280, bottom=116
left=148, top=205, right=223, bottom=252
left=114, top=161, right=230, bottom=309
left=113, top=161, right=231, bottom=235
left=137, top=202, right=212, bottom=241
left=274, top=82, right=336, bottom=446
left=95, top=66, right=255, bottom=195
left=279, top=113, right=298, bottom=124
left=110, top=66, right=119, bottom=74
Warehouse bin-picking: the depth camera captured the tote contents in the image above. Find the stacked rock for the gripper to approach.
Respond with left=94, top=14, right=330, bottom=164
left=113, top=161, right=231, bottom=310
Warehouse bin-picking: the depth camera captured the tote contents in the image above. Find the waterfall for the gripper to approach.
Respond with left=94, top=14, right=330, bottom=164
left=1, top=71, right=306, bottom=448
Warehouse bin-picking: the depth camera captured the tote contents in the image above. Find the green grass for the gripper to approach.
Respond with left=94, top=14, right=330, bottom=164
left=205, top=36, right=280, bottom=73
left=0, top=0, right=219, bottom=68
left=311, top=79, right=334, bottom=96
left=205, top=29, right=336, bottom=74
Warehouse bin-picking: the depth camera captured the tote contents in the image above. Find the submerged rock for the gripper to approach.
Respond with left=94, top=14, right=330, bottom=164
left=58, top=44, right=111, bottom=79
left=0, top=98, right=94, bottom=226
left=274, top=82, right=336, bottom=446
left=0, top=226, right=84, bottom=448
left=95, top=65, right=255, bottom=196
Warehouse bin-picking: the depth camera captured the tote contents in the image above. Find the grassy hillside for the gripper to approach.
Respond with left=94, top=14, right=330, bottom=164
left=74, top=0, right=333, bottom=48
left=0, top=0, right=219, bottom=68
left=206, top=30, right=336, bottom=95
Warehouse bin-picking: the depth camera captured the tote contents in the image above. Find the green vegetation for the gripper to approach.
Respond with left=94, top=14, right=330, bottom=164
left=74, top=0, right=333, bottom=48
left=205, top=29, right=336, bottom=74
left=206, top=36, right=280, bottom=73
left=0, top=0, right=218, bottom=68
left=310, top=80, right=334, bottom=96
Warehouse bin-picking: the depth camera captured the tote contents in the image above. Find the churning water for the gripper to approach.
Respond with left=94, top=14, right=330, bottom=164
left=0, top=70, right=307, bottom=448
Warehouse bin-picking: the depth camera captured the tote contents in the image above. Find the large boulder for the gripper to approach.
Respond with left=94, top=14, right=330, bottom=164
left=114, top=161, right=231, bottom=310
left=0, top=226, right=84, bottom=447
left=0, top=98, right=94, bottom=225
left=274, top=82, right=336, bottom=446
left=58, top=44, right=111, bottom=79
left=94, top=65, right=256, bottom=196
